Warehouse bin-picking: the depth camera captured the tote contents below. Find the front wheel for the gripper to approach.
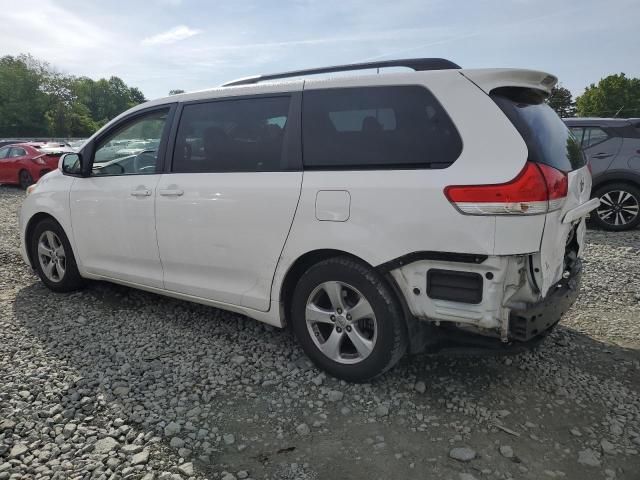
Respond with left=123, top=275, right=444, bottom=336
left=591, top=183, right=640, bottom=231
left=291, top=256, right=407, bottom=382
left=30, top=218, right=86, bottom=292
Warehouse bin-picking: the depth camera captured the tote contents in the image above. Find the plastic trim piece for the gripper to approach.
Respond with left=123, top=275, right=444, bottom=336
left=377, top=251, right=488, bottom=273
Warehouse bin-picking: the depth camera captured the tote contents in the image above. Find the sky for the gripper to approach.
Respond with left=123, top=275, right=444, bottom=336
left=1, top=0, right=639, bottom=100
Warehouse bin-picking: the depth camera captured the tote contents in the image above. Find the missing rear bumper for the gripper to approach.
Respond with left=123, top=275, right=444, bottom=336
left=508, top=259, right=582, bottom=342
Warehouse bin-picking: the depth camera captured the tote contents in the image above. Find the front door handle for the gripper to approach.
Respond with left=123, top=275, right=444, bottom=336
left=131, top=188, right=152, bottom=197
left=591, top=153, right=612, bottom=159
left=159, top=189, right=184, bottom=197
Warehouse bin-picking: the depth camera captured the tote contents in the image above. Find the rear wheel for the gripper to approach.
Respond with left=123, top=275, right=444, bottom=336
left=291, top=256, right=407, bottom=382
left=591, top=183, right=640, bottom=231
left=30, top=218, right=85, bottom=292
left=19, top=170, right=33, bottom=189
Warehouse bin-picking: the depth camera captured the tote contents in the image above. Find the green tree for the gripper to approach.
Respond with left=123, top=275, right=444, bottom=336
left=0, top=54, right=147, bottom=137
left=546, top=85, right=576, bottom=118
left=576, top=73, right=640, bottom=117
left=0, top=54, right=50, bottom=136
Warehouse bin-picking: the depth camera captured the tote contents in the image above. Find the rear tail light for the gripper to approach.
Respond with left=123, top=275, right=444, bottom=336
left=444, top=161, right=567, bottom=215
left=31, top=155, right=47, bottom=166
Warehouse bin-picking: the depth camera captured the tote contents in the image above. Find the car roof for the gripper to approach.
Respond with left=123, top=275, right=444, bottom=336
left=563, top=117, right=633, bottom=127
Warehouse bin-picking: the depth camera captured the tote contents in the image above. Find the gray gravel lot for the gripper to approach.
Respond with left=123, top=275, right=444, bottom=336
left=1, top=185, right=639, bottom=480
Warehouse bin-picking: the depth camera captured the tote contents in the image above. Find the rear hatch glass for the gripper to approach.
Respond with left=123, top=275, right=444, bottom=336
left=490, top=87, right=585, bottom=172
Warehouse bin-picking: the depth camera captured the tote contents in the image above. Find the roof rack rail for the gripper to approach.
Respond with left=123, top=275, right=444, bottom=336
left=221, top=57, right=461, bottom=87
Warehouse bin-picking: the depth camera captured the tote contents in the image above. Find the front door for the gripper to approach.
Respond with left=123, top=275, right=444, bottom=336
left=155, top=94, right=302, bottom=311
left=69, top=106, right=173, bottom=288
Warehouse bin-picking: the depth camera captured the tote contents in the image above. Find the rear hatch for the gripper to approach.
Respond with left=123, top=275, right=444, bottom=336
left=489, top=87, right=594, bottom=295
left=459, top=70, right=598, bottom=297
left=34, top=146, right=73, bottom=170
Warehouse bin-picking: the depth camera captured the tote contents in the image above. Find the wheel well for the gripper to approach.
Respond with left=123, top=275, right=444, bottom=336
left=24, top=213, right=59, bottom=268
left=593, top=178, right=640, bottom=195
left=278, top=249, right=412, bottom=333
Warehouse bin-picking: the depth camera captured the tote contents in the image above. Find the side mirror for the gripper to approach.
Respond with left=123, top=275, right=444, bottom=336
left=59, top=153, right=84, bottom=176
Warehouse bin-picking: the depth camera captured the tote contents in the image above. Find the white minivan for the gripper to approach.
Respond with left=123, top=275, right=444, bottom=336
left=19, top=58, right=599, bottom=381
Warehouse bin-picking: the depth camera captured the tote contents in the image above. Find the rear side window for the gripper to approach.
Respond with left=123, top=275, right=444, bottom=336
left=583, top=127, right=609, bottom=148
left=9, top=147, right=26, bottom=157
left=172, top=96, right=291, bottom=173
left=302, top=86, right=462, bottom=169
left=491, top=88, right=585, bottom=171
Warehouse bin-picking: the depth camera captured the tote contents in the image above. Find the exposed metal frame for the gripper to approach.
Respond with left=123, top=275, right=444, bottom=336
left=221, top=58, right=461, bottom=87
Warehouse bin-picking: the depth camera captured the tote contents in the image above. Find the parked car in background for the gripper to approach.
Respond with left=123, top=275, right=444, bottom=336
left=20, top=58, right=598, bottom=381
left=68, top=139, right=87, bottom=151
left=0, top=139, right=23, bottom=148
left=115, top=140, right=152, bottom=158
left=564, top=118, right=640, bottom=230
left=0, top=142, right=73, bottom=188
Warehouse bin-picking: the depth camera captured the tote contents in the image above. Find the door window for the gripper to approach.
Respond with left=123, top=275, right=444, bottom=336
left=92, top=109, right=169, bottom=176
left=172, top=96, right=292, bottom=173
left=583, top=127, right=609, bottom=148
left=302, top=86, right=462, bottom=169
left=9, top=147, right=26, bottom=157
left=570, top=127, right=584, bottom=146
left=0, top=147, right=10, bottom=159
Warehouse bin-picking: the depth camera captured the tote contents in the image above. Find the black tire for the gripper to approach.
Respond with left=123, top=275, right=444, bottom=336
left=291, top=256, right=408, bottom=382
left=30, top=218, right=86, bottom=292
left=19, top=170, right=34, bottom=189
left=591, top=183, right=640, bottom=231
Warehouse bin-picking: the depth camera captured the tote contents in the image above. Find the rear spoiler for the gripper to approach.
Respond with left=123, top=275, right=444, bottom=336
left=460, top=69, right=558, bottom=96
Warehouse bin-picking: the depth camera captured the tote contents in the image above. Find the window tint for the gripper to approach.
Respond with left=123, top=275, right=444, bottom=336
left=583, top=127, right=609, bottom=148
left=93, top=109, right=169, bottom=176
left=172, top=96, right=291, bottom=173
left=9, top=147, right=26, bottom=157
left=569, top=127, right=584, bottom=146
left=302, top=86, right=462, bottom=169
left=0, top=147, right=10, bottom=158
left=491, top=88, right=585, bottom=171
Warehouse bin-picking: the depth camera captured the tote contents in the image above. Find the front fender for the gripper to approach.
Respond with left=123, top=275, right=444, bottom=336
left=20, top=171, right=76, bottom=269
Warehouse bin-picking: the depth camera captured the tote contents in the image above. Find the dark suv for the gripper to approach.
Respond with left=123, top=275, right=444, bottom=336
left=564, top=118, right=640, bottom=230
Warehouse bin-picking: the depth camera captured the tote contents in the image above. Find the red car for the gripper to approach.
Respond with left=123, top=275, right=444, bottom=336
left=0, top=143, right=72, bottom=189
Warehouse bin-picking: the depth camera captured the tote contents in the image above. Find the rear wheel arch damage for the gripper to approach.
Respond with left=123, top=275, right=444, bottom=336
left=279, top=249, right=412, bottom=326
left=287, top=254, right=409, bottom=381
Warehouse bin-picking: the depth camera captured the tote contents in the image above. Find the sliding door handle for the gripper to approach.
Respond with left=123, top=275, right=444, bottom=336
left=159, top=189, right=184, bottom=197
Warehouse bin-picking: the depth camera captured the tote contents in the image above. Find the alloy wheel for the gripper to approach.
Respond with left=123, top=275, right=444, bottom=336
left=597, top=190, right=640, bottom=227
left=37, top=231, right=66, bottom=282
left=305, top=281, right=377, bottom=364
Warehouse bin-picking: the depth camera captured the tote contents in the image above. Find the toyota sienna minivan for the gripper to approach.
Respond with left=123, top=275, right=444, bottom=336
left=20, top=58, right=598, bottom=381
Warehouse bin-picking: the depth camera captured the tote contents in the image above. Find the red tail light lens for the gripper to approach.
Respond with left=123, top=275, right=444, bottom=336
left=31, top=155, right=47, bottom=166
left=444, top=161, right=567, bottom=215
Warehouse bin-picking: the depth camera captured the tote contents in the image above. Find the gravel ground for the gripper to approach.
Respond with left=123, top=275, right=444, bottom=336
left=1, top=185, right=639, bottom=480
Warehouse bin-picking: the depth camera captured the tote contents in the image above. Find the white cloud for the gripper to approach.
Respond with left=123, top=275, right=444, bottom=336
left=142, top=25, right=202, bottom=46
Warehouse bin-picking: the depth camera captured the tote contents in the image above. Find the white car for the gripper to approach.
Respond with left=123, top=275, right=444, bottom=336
left=19, top=58, right=599, bottom=381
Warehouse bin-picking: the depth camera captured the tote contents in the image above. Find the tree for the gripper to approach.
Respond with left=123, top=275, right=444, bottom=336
left=169, top=89, right=185, bottom=95
left=576, top=73, right=640, bottom=117
left=0, top=55, right=50, bottom=136
left=0, top=54, right=148, bottom=137
left=546, top=85, right=576, bottom=118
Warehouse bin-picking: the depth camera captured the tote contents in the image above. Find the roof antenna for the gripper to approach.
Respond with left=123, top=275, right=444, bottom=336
left=613, top=105, right=624, bottom=118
